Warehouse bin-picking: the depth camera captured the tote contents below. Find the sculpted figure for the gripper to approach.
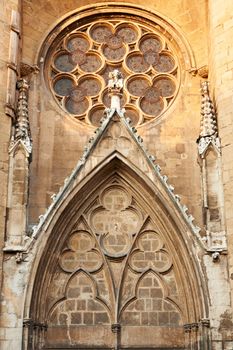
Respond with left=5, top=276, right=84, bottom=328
left=108, top=69, right=123, bottom=93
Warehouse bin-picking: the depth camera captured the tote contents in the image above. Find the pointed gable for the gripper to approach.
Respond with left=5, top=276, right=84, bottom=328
left=27, top=105, right=204, bottom=251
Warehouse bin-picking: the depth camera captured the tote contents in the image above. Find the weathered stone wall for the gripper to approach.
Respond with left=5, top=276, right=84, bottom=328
left=208, top=0, right=233, bottom=343
left=0, top=0, right=21, bottom=347
left=1, top=0, right=233, bottom=349
left=21, top=0, right=208, bottom=229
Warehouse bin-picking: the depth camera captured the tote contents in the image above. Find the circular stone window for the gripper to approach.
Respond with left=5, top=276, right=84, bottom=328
left=46, top=15, right=179, bottom=127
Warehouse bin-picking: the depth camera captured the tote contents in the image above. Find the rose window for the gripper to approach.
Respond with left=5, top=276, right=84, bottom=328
left=48, top=19, right=179, bottom=126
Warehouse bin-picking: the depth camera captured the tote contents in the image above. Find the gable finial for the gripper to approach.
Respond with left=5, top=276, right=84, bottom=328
left=108, top=69, right=124, bottom=111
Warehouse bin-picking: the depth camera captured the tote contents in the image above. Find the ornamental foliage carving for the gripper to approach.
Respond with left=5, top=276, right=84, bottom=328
left=47, top=18, right=179, bottom=126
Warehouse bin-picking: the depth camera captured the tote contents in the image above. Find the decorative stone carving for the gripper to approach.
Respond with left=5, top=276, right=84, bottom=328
left=26, top=81, right=207, bottom=348
left=200, top=318, right=210, bottom=328
left=47, top=18, right=179, bottom=126
left=111, top=323, right=121, bottom=333
left=108, top=70, right=124, bottom=111
left=9, top=78, right=32, bottom=155
left=4, top=78, right=32, bottom=249
left=108, top=69, right=124, bottom=93
left=197, top=81, right=220, bottom=157
left=197, top=81, right=227, bottom=259
left=20, top=62, right=39, bottom=77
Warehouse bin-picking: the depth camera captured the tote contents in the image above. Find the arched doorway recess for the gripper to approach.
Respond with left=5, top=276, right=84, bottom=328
left=25, top=152, right=208, bottom=349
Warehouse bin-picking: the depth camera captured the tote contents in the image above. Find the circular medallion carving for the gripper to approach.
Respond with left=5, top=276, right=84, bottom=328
left=47, top=16, right=179, bottom=125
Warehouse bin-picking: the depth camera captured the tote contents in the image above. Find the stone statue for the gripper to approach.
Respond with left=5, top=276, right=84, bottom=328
left=107, top=69, right=124, bottom=110
left=108, top=69, right=124, bottom=93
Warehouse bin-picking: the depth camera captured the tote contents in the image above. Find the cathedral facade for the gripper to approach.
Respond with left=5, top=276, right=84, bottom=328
left=0, top=1, right=233, bottom=349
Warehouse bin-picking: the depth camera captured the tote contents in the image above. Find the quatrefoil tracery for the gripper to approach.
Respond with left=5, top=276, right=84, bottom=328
left=49, top=18, right=179, bottom=126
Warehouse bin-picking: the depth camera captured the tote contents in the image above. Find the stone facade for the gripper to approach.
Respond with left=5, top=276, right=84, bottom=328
left=0, top=1, right=233, bottom=349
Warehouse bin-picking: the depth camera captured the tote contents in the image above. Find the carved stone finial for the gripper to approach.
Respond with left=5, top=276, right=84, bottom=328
left=197, top=81, right=220, bottom=156
left=9, top=78, right=32, bottom=155
left=108, top=69, right=124, bottom=111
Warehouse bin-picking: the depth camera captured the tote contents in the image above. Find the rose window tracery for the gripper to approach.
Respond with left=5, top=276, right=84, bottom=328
left=48, top=18, right=179, bottom=126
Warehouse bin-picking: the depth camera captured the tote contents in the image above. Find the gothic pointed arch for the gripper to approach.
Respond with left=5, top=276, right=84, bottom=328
left=23, top=111, right=209, bottom=348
